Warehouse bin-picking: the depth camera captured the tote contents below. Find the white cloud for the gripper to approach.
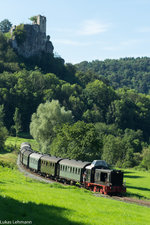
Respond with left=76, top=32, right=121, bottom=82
left=78, top=20, right=108, bottom=36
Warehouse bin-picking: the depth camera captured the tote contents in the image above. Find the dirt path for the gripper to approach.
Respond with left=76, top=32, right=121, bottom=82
left=93, top=193, right=150, bottom=208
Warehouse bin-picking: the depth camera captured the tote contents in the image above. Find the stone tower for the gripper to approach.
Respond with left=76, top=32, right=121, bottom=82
left=37, top=15, right=46, bottom=34
left=10, top=15, right=54, bottom=58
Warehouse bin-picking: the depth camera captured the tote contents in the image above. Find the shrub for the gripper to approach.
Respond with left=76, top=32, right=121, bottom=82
left=13, top=24, right=26, bottom=45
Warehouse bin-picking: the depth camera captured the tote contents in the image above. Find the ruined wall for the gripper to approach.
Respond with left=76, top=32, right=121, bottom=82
left=11, top=15, right=54, bottom=58
left=37, top=15, right=46, bottom=34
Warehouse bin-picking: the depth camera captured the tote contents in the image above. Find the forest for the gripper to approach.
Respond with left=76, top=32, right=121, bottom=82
left=0, top=28, right=150, bottom=170
left=75, top=58, right=150, bottom=94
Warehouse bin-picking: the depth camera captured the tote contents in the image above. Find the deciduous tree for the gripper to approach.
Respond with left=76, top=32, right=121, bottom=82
left=0, top=19, right=12, bottom=33
left=51, top=121, right=103, bottom=161
left=30, top=100, right=73, bottom=153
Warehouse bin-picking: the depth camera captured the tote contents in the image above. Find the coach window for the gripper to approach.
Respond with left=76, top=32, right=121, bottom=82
left=75, top=168, right=77, bottom=174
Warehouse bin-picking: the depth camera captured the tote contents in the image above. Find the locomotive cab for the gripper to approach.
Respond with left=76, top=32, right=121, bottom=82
left=85, top=160, right=109, bottom=183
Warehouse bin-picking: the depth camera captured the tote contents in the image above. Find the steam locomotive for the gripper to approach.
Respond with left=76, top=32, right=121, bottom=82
left=20, top=142, right=126, bottom=195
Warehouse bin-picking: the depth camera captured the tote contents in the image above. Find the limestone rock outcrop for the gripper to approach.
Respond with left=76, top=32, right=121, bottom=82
left=10, top=15, right=54, bottom=58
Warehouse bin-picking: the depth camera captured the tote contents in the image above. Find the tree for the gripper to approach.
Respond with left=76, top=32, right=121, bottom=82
left=102, top=135, right=125, bottom=166
left=13, top=107, right=22, bottom=136
left=29, top=16, right=37, bottom=24
left=30, top=100, right=73, bottom=153
left=106, top=99, right=138, bottom=130
left=51, top=121, right=103, bottom=161
left=140, top=148, right=150, bottom=170
left=0, top=104, right=5, bottom=124
left=13, top=24, right=26, bottom=45
left=0, top=126, right=8, bottom=150
left=0, top=19, right=12, bottom=33
left=0, top=104, right=8, bottom=150
left=83, top=80, right=116, bottom=121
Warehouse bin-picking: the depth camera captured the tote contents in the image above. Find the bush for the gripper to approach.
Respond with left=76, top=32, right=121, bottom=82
left=13, top=24, right=26, bottom=45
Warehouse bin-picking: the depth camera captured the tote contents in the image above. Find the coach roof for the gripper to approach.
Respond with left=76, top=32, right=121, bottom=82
left=30, top=152, right=43, bottom=160
left=41, top=155, right=62, bottom=163
left=59, top=159, right=90, bottom=168
left=23, top=150, right=33, bottom=156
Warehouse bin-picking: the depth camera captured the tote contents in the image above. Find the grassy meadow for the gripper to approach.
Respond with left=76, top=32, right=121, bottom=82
left=124, top=169, right=150, bottom=200
left=0, top=166, right=150, bottom=225
left=0, top=136, right=149, bottom=225
left=5, top=136, right=39, bottom=151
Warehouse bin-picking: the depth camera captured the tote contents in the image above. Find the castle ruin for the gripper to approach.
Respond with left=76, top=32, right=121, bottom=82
left=11, top=15, right=54, bottom=58
left=36, top=15, right=46, bottom=33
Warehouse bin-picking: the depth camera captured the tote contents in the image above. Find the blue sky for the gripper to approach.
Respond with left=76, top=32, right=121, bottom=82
left=0, top=0, right=150, bottom=63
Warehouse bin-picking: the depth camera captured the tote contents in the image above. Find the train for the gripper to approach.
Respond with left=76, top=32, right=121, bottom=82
left=19, top=142, right=126, bottom=195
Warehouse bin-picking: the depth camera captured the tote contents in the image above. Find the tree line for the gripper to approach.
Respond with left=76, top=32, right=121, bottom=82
left=75, top=58, right=150, bottom=94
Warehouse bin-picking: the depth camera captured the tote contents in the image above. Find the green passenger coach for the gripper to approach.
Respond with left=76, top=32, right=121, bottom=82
left=22, top=150, right=33, bottom=167
left=40, top=155, right=62, bottom=177
left=29, top=153, right=43, bottom=171
left=59, top=159, right=90, bottom=182
left=20, top=148, right=27, bottom=164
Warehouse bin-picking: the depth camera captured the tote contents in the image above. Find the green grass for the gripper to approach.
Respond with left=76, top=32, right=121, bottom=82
left=124, top=169, right=150, bottom=200
left=5, top=136, right=39, bottom=151
left=0, top=151, right=17, bottom=168
left=0, top=166, right=150, bottom=225
left=0, top=137, right=150, bottom=224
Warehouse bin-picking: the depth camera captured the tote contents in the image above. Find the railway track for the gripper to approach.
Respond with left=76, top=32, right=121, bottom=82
left=17, top=156, right=150, bottom=207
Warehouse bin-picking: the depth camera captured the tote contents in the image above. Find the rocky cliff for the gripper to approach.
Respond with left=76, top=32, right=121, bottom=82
left=10, top=15, right=54, bottom=58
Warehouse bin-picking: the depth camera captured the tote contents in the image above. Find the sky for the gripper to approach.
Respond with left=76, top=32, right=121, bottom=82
left=0, top=0, right=150, bottom=64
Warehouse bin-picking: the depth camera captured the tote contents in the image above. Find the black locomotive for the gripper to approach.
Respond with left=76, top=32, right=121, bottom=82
left=20, top=142, right=126, bottom=195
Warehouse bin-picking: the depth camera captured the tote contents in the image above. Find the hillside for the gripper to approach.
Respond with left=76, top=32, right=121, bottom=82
left=75, top=58, right=150, bottom=94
